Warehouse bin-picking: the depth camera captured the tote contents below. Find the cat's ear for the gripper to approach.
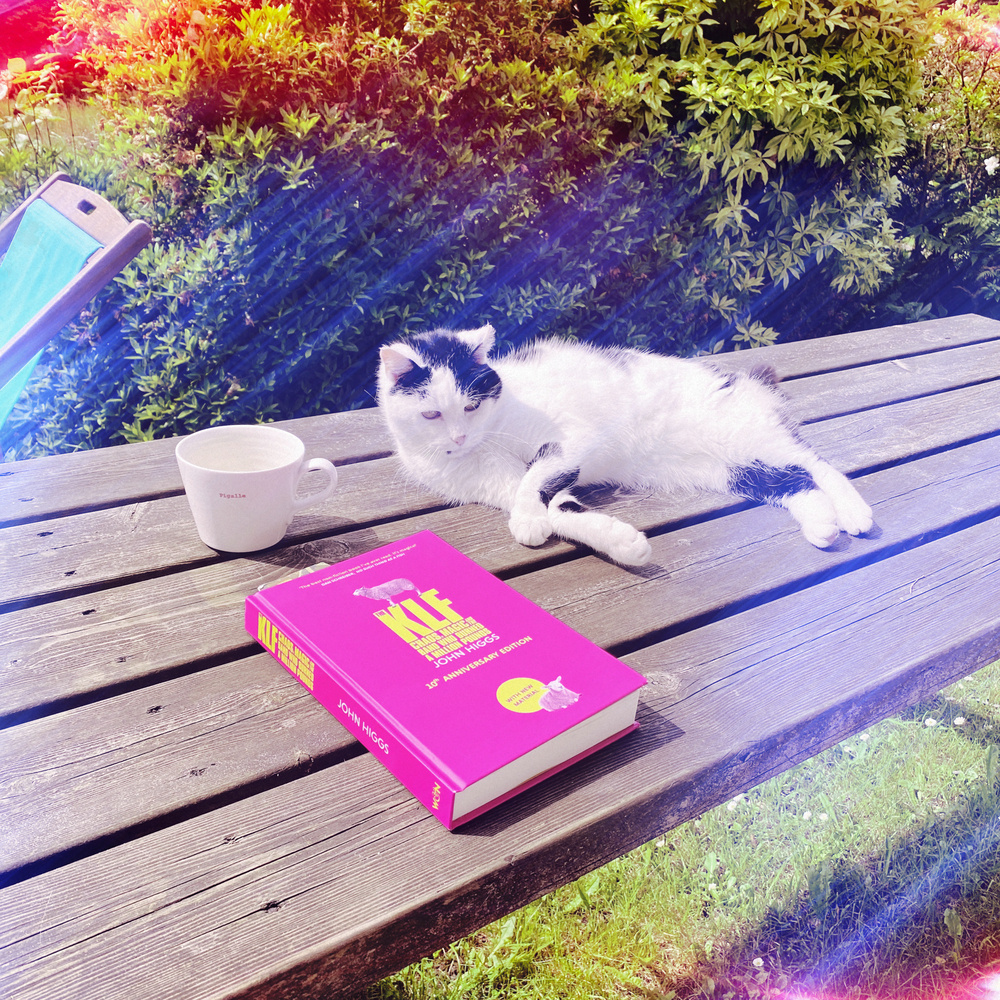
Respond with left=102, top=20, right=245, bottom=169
left=380, top=346, right=418, bottom=384
left=469, top=323, right=496, bottom=365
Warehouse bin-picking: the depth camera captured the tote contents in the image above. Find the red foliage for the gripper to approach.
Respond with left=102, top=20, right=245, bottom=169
left=1, top=0, right=59, bottom=63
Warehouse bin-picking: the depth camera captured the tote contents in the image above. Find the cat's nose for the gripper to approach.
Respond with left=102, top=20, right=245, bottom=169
left=451, top=434, right=466, bottom=446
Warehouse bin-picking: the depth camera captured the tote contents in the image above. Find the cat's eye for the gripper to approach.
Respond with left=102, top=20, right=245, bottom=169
left=421, top=410, right=441, bottom=420
left=464, top=401, right=480, bottom=412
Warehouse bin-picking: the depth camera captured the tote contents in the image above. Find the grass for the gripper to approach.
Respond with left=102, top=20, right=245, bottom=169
left=375, top=660, right=1000, bottom=999
left=1, top=92, right=103, bottom=189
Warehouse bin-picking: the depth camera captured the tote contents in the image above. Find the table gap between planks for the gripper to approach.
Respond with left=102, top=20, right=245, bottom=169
left=2, top=313, right=1000, bottom=1000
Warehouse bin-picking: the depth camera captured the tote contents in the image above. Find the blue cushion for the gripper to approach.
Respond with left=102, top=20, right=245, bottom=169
left=0, top=198, right=103, bottom=425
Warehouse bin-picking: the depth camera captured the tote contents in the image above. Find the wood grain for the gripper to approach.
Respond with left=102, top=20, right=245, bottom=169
left=4, top=368, right=999, bottom=610
left=0, top=652, right=358, bottom=877
left=0, top=456, right=443, bottom=606
left=0, top=392, right=979, bottom=725
left=715, top=312, right=1000, bottom=377
left=2, top=314, right=995, bottom=524
left=2, top=316, right=1000, bottom=1000
left=2, top=513, right=997, bottom=999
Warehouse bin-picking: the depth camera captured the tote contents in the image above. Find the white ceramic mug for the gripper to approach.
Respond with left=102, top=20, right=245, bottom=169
left=175, top=424, right=338, bottom=552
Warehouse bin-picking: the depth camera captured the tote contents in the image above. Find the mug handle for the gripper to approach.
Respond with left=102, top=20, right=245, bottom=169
left=291, top=457, right=338, bottom=512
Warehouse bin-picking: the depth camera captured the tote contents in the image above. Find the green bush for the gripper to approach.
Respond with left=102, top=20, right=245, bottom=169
left=877, top=3, right=1000, bottom=321
left=51, top=0, right=577, bottom=131
left=572, top=0, right=934, bottom=344
left=1, top=97, right=665, bottom=453
left=0, top=0, right=953, bottom=459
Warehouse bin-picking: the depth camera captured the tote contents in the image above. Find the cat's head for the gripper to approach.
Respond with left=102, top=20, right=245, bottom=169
left=377, top=324, right=501, bottom=459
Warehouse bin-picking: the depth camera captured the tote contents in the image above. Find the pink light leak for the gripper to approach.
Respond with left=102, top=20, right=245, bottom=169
left=773, top=968, right=1000, bottom=1000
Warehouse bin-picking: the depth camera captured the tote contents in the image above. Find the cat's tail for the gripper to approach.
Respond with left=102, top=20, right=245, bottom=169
left=748, top=363, right=779, bottom=386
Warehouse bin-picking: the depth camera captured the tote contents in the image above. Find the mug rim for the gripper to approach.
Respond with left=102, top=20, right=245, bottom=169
left=175, top=423, right=304, bottom=474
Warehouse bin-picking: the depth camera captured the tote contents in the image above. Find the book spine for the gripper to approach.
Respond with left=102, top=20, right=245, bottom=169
left=245, top=598, right=460, bottom=829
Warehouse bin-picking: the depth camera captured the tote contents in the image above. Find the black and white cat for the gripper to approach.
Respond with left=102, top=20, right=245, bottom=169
left=377, top=324, right=873, bottom=567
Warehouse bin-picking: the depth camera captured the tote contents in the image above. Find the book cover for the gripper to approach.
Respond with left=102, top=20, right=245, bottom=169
left=245, top=530, right=646, bottom=829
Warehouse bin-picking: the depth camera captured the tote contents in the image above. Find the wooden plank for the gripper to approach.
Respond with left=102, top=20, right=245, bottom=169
left=614, top=516, right=1000, bottom=804
left=622, top=533, right=1000, bottom=769
left=508, top=427, right=1000, bottom=653
left=2, top=335, right=990, bottom=598
left=773, top=338, right=1000, bottom=423
left=0, top=408, right=394, bottom=526
left=0, top=504, right=520, bottom=725
left=0, top=316, right=1000, bottom=603
left=3, top=433, right=997, bottom=876
left=2, top=511, right=998, bottom=1000
left=717, top=312, right=1000, bottom=378
left=0, top=653, right=358, bottom=879
left=0, top=456, right=444, bottom=606
left=3, top=380, right=998, bottom=723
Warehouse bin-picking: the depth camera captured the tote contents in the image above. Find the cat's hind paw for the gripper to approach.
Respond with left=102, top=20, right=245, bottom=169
left=834, top=494, right=874, bottom=537
left=801, top=520, right=841, bottom=549
left=509, top=510, right=552, bottom=548
left=811, top=465, right=873, bottom=537
left=785, top=489, right=841, bottom=549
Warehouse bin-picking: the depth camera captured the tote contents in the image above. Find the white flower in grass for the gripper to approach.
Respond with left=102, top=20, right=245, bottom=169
left=934, top=33, right=947, bottom=45
left=985, top=156, right=1000, bottom=176
left=954, top=716, right=967, bottom=726
left=925, top=718, right=938, bottom=727
left=753, top=957, right=764, bottom=968
left=803, top=810, right=812, bottom=821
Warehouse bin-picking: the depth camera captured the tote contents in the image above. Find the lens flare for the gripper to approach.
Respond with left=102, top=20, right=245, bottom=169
left=974, top=970, right=1000, bottom=996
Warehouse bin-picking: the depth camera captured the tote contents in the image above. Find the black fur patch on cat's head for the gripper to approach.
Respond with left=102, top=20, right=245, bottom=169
left=397, top=330, right=502, bottom=402
left=392, top=360, right=433, bottom=394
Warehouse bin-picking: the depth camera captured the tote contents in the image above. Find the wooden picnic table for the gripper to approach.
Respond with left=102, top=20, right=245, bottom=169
left=2, top=313, right=1000, bottom=999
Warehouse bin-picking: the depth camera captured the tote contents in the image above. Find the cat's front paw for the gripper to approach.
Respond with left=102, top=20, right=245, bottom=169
left=509, top=511, right=552, bottom=548
left=607, top=522, right=652, bottom=567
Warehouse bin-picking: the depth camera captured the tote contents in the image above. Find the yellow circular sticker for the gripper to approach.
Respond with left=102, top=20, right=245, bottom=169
left=496, top=677, right=546, bottom=714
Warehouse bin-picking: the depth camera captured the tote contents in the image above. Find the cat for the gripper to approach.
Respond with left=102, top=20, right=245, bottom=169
left=376, top=323, right=873, bottom=567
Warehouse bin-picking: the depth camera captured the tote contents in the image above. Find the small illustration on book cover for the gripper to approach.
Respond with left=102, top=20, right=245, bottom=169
left=497, top=676, right=580, bottom=713
left=356, top=575, right=496, bottom=663
left=353, top=578, right=418, bottom=605
left=540, top=677, right=580, bottom=711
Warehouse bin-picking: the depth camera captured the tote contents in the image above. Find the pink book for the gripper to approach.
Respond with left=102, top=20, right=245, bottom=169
left=245, top=531, right=646, bottom=829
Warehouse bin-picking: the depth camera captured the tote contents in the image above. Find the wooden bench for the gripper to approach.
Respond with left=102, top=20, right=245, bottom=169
left=2, top=314, right=1000, bottom=999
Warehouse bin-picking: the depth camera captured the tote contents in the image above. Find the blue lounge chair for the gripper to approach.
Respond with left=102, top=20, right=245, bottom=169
left=0, top=172, right=152, bottom=424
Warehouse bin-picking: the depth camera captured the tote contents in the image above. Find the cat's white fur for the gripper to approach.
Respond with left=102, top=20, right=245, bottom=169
left=377, top=324, right=873, bottom=566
